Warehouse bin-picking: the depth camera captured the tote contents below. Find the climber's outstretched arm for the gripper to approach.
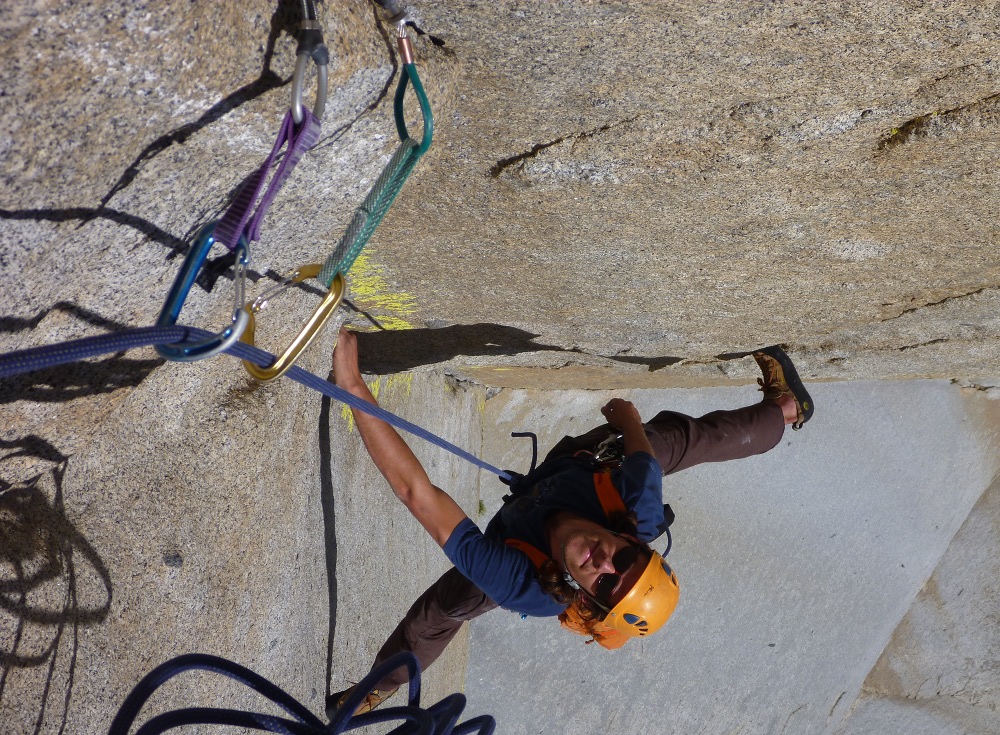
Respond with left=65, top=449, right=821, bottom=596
left=332, top=328, right=468, bottom=547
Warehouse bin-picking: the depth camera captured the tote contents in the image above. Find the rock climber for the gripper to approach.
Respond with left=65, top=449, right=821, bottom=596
left=328, top=327, right=813, bottom=715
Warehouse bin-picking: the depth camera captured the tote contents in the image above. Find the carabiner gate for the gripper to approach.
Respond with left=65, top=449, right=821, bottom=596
left=291, top=20, right=329, bottom=125
left=240, top=265, right=346, bottom=383
left=156, top=222, right=251, bottom=362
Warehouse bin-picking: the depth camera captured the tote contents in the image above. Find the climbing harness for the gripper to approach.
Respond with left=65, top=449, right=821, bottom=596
left=241, top=13, right=434, bottom=383
left=109, top=651, right=495, bottom=735
left=501, top=434, right=675, bottom=551
left=156, top=4, right=328, bottom=362
left=591, top=433, right=625, bottom=469
left=0, top=325, right=512, bottom=482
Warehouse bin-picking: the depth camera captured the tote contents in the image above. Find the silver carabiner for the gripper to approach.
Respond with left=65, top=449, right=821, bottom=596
left=593, top=434, right=625, bottom=466
left=291, top=20, right=329, bottom=124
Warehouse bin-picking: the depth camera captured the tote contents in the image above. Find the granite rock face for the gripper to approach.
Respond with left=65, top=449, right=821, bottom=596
left=467, top=380, right=1000, bottom=735
left=393, top=1, right=1000, bottom=384
left=842, top=475, right=1000, bottom=735
left=1, top=1, right=999, bottom=733
left=2, top=1, right=998, bottom=381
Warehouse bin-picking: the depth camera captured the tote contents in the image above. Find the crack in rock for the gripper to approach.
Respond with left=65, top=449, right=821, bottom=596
left=828, top=691, right=846, bottom=719
left=877, top=92, right=1000, bottom=151
left=489, top=116, right=639, bottom=178
left=489, top=136, right=571, bottom=178
left=408, top=22, right=447, bottom=48
left=898, top=338, right=949, bottom=351
left=880, top=286, right=996, bottom=321
left=952, top=379, right=1000, bottom=396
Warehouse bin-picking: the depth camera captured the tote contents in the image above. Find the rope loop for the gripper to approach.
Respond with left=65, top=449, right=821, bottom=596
left=395, top=62, right=434, bottom=156
left=0, top=326, right=514, bottom=481
left=107, top=651, right=495, bottom=735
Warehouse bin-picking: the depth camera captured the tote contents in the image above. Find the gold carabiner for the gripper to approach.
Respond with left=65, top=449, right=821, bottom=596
left=240, top=265, right=346, bottom=383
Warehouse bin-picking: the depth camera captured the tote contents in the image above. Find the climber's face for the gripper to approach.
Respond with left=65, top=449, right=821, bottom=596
left=555, top=516, right=646, bottom=603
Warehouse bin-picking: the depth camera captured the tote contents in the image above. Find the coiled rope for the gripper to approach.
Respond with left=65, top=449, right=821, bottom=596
left=108, top=651, right=495, bottom=735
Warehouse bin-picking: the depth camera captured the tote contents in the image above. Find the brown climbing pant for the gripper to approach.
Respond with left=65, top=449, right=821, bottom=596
left=366, top=399, right=785, bottom=692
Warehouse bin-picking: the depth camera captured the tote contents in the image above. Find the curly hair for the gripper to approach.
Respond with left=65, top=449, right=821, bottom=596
left=536, top=509, right=651, bottom=620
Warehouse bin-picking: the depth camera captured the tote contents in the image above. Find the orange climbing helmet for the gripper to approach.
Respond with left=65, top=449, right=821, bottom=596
left=600, top=550, right=679, bottom=638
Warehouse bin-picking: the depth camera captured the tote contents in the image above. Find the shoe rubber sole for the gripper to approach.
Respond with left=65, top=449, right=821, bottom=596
left=757, top=345, right=814, bottom=428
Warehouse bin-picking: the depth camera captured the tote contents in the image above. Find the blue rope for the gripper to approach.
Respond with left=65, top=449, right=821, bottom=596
left=108, top=651, right=495, bottom=735
left=0, top=326, right=513, bottom=481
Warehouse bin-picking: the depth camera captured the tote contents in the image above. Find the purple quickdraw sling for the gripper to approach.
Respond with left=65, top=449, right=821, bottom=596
left=213, top=108, right=322, bottom=250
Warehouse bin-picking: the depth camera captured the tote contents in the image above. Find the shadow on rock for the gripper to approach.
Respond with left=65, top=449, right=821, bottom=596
left=0, top=301, right=163, bottom=404
left=0, top=358, right=162, bottom=406
left=0, top=2, right=311, bottom=288
left=96, top=0, right=302, bottom=211
left=0, top=436, right=113, bottom=735
left=355, top=323, right=569, bottom=373
left=0, top=301, right=144, bottom=336
left=318, top=393, right=339, bottom=699
left=355, top=323, right=682, bottom=373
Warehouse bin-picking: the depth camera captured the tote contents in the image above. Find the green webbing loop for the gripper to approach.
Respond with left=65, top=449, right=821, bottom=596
left=395, top=63, right=434, bottom=155
left=317, top=63, right=433, bottom=287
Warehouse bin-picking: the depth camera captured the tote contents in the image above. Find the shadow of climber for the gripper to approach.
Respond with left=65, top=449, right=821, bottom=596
left=0, top=437, right=113, bottom=735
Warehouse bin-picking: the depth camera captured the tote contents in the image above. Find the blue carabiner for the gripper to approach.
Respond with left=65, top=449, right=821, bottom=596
left=156, top=222, right=251, bottom=362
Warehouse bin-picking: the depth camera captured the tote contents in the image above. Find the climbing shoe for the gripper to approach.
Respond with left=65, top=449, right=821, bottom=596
left=326, top=684, right=398, bottom=718
left=752, top=345, right=814, bottom=430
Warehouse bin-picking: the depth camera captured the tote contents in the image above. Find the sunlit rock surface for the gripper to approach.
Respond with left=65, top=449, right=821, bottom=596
left=2, top=1, right=998, bottom=733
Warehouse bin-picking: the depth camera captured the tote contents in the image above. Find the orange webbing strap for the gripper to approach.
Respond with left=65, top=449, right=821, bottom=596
left=593, top=471, right=626, bottom=518
left=504, top=538, right=550, bottom=569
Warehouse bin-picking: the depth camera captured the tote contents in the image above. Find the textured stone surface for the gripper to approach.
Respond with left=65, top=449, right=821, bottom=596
left=1, top=361, right=485, bottom=733
left=2, top=1, right=998, bottom=380
left=837, top=473, right=1000, bottom=735
left=382, top=0, right=1000, bottom=379
left=468, top=379, right=1000, bottom=735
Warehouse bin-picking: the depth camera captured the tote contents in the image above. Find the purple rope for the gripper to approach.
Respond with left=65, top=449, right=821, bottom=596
left=214, top=109, right=322, bottom=250
left=0, top=326, right=512, bottom=481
